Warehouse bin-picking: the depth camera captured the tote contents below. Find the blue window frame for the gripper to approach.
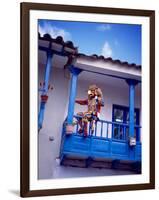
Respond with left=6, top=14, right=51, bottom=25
left=112, top=105, right=140, bottom=141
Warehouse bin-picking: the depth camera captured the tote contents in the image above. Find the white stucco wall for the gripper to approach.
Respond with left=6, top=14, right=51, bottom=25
left=75, top=71, right=141, bottom=138
left=38, top=64, right=70, bottom=179
left=38, top=64, right=141, bottom=179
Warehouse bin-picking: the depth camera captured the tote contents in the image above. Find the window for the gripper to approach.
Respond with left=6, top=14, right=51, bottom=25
left=112, top=105, right=140, bottom=141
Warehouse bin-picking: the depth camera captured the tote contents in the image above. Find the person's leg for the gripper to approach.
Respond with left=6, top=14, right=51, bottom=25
left=82, top=112, right=91, bottom=137
left=77, top=112, right=84, bottom=133
left=83, top=119, right=88, bottom=137
left=90, top=119, right=95, bottom=135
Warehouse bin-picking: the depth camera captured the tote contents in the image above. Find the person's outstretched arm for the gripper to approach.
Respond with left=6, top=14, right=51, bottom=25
left=75, top=99, right=88, bottom=105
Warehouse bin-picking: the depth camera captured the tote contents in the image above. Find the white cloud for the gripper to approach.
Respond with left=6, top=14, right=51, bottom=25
left=101, top=41, right=113, bottom=57
left=97, top=24, right=111, bottom=31
left=39, top=22, right=71, bottom=41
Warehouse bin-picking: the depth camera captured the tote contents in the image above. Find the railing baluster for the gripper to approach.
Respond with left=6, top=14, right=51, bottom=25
left=95, top=121, right=97, bottom=137
left=72, top=115, right=141, bottom=141
left=107, top=123, right=109, bottom=138
left=118, top=125, right=120, bottom=139
left=121, top=125, right=124, bottom=140
left=123, top=125, right=126, bottom=140
left=112, top=124, right=114, bottom=139
left=138, top=127, right=140, bottom=142
left=101, top=122, right=103, bottom=137
left=76, top=122, right=78, bottom=135
left=89, top=122, right=91, bottom=136
left=135, top=127, right=137, bottom=141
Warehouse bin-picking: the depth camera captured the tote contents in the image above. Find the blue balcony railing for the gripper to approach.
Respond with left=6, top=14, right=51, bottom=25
left=72, top=115, right=141, bottom=142
left=60, top=115, right=142, bottom=172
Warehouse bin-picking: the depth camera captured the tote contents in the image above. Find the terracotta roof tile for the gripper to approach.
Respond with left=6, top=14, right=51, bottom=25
left=39, top=34, right=141, bottom=69
left=76, top=54, right=141, bottom=69
left=39, top=33, right=77, bottom=50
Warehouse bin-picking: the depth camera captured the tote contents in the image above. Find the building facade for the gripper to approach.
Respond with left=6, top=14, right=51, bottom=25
left=38, top=34, right=141, bottom=179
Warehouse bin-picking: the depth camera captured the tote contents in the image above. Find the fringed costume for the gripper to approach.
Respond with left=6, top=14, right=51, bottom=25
left=75, top=85, right=104, bottom=137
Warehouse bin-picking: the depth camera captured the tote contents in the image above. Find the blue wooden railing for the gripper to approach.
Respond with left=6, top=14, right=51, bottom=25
left=60, top=115, right=142, bottom=168
left=72, top=115, right=141, bottom=142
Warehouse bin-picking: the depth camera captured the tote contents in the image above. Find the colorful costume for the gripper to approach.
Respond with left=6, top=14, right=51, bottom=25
left=75, top=85, right=104, bottom=137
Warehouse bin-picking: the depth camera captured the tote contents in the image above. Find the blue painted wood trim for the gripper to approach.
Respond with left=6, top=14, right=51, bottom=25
left=67, top=73, right=78, bottom=125
left=126, top=79, right=139, bottom=158
left=38, top=50, right=53, bottom=130
left=38, top=102, right=46, bottom=130
left=129, top=83, right=135, bottom=138
left=67, top=66, right=82, bottom=125
left=61, top=134, right=141, bottom=161
left=60, top=114, right=141, bottom=165
left=43, top=51, right=53, bottom=94
left=126, top=79, right=138, bottom=138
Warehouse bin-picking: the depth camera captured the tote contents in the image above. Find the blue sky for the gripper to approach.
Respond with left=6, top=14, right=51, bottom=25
left=39, top=19, right=141, bottom=65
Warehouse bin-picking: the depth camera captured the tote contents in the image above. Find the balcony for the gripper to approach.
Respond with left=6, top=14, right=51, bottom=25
left=60, top=115, right=141, bottom=173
